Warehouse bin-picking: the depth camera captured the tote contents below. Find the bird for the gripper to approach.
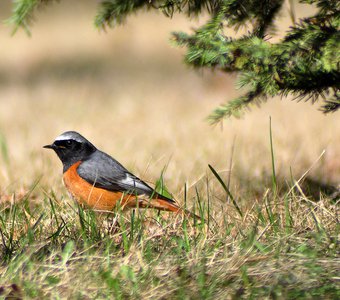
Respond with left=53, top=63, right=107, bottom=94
left=43, top=131, right=186, bottom=214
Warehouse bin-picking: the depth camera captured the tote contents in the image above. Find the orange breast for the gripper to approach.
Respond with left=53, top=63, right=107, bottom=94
left=63, top=161, right=138, bottom=211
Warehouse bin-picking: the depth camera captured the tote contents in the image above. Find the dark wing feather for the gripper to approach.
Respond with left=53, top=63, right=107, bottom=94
left=77, top=150, right=174, bottom=202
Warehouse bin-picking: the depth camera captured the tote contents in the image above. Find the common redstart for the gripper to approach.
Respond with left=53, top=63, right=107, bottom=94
left=44, top=131, right=184, bottom=213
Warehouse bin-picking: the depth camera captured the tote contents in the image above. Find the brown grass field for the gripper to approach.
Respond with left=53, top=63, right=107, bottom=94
left=0, top=1, right=339, bottom=299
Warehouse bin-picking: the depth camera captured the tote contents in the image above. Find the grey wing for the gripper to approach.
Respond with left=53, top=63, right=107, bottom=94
left=77, top=150, right=154, bottom=196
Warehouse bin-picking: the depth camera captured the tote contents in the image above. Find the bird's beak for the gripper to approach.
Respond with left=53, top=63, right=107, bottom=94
left=43, top=144, right=55, bottom=149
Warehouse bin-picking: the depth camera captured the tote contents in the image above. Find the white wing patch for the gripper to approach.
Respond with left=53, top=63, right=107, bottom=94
left=120, top=174, right=149, bottom=191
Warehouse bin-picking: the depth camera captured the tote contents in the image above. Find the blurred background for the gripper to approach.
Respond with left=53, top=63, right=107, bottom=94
left=0, top=1, right=338, bottom=201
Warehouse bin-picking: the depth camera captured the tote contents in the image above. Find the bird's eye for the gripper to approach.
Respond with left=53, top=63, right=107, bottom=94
left=66, top=140, right=72, bottom=146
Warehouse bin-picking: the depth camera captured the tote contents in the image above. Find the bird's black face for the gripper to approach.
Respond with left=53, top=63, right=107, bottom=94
left=44, top=134, right=97, bottom=172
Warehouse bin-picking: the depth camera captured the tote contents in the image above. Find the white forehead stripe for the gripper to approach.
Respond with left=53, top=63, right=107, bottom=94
left=55, top=132, right=83, bottom=143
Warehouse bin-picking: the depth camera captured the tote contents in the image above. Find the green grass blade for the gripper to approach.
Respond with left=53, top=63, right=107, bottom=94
left=208, top=164, right=243, bottom=217
left=226, top=136, right=236, bottom=203
left=269, top=117, right=277, bottom=193
left=0, top=132, right=10, bottom=166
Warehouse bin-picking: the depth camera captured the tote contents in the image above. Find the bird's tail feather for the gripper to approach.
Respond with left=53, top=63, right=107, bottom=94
left=150, top=197, right=202, bottom=220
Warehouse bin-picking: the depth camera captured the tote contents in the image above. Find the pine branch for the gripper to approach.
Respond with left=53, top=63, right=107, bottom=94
left=321, top=91, right=340, bottom=113
left=95, top=0, right=219, bottom=29
left=300, top=0, right=340, bottom=14
left=95, top=0, right=148, bottom=29
left=173, top=1, right=340, bottom=121
left=8, top=0, right=57, bottom=34
left=208, top=88, right=264, bottom=123
left=8, top=0, right=340, bottom=121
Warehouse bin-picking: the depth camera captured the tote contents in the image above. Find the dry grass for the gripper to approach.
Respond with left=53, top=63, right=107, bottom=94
left=0, top=185, right=338, bottom=298
left=0, top=1, right=339, bottom=299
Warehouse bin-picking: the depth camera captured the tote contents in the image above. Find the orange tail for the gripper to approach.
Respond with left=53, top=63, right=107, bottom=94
left=149, top=197, right=201, bottom=220
left=150, top=197, right=182, bottom=213
left=121, top=192, right=201, bottom=219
